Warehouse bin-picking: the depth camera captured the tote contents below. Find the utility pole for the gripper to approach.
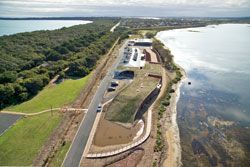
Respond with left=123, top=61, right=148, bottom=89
left=51, top=105, right=53, bottom=116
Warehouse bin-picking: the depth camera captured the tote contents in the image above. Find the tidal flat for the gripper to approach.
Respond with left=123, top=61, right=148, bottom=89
left=157, top=24, right=250, bottom=166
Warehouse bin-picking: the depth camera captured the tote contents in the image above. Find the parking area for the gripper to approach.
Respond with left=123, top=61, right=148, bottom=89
left=124, top=48, right=146, bottom=68
left=0, top=113, right=22, bottom=135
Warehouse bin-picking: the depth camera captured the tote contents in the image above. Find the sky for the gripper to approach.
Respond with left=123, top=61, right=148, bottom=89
left=0, top=0, right=250, bottom=18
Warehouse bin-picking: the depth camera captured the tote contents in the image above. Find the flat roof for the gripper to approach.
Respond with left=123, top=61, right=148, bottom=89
left=134, top=38, right=153, bottom=43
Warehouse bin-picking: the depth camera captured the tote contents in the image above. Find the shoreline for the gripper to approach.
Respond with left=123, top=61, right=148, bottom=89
left=163, top=66, right=185, bottom=167
left=155, top=33, right=187, bottom=167
left=157, top=24, right=250, bottom=166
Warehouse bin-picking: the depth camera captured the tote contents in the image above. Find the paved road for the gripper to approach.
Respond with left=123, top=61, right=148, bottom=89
left=110, top=21, right=120, bottom=32
left=62, top=40, right=127, bottom=167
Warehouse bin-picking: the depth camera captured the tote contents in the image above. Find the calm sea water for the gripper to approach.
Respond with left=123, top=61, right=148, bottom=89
left=157, top=24, right=250, bottom=126
left=0, top=20, right=92, bottom=36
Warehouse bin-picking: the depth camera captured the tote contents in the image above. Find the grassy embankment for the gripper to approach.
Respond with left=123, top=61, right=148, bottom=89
left=49, top=142, right=71, bottom=166
left=0, top=112, right=62, bottom=166
left=0, top=75, right=90, bottom=166
left=6, top=75, right=90, bottom=113
left=105, top=64, right=161, bottom=123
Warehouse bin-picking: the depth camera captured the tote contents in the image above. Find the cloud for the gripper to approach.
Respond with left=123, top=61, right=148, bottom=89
left=0, top=0, right=250, bottom=17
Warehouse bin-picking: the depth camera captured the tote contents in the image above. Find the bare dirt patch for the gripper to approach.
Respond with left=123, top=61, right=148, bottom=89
left=107, top=149, right=144, bottom=167
left=93, top=114, right=141, bottom=147
left=145, top=49, right=159, bottom=63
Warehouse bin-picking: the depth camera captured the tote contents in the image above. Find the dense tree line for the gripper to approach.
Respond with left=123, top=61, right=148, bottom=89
left=145, top=32, right=155, bottom=39
left=0, top=19, right=118, bottom=72
left=0, top=19, right=127, bottom=109
left=152, top=39, right=173, bottom=66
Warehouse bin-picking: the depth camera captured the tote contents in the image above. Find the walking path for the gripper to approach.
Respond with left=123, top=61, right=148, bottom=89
left=0, top=108, right=88, bottom=116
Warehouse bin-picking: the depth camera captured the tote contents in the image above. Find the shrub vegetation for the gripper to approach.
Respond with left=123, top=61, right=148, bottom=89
left=0, top=19, right=127, bottom=109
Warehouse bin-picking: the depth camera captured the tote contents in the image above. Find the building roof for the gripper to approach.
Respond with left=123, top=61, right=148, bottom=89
left=134, top=38, right=153, bottom=43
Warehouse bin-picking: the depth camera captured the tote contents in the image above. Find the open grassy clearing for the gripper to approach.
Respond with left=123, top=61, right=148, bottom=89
left=49, top=142, right=71, bottom=167
left=129, top=34, right=143, bottom=39
left=144, top=63, right=162, bottom=75
left=117, top=63, right=162, bottom=75
left=0, top=112, right=62, bottom=166
left=138, top=30, right=158, bottom=36
left=6, top=75, right=90, bottom=113
left=105, top=63, right=161, bottom=123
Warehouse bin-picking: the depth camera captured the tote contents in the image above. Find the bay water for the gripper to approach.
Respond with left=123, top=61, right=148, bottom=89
left=157, top=24, right=250, bottom=126
left=157, top=24, right=250, bottom=165
left=0, top=20, right=91, bottom=36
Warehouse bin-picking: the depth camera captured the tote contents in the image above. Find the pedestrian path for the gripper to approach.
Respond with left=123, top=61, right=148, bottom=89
left=0, top=107, right=87, bottom=116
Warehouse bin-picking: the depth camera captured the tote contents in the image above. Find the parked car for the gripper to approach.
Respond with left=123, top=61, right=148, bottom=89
left=108, top=87, right=116, bottom=92
left=111, top=81, right=119, bottom=87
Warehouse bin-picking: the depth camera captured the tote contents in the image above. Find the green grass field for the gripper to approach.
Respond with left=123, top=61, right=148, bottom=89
left=0, top=112, right=62, bottom=166
left=49, top=142, right=71, bottom=167
left=0, top=75, right=90, bottom=165
left=6, top=75, right=90, bottom=113
left=105, top=64, right=160, bottom=123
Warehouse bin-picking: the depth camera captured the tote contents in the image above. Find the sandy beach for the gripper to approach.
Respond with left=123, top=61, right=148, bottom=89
left=162, top=61, right=186, bottom=167
left=163, top=80, right=183, bottom=167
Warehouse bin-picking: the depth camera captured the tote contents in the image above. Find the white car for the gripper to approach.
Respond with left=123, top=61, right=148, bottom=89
left=97, top=103, right=102, bottom=112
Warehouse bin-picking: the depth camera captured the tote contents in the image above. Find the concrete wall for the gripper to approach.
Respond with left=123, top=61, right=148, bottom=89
left=134, top=78, right=162, bottom=121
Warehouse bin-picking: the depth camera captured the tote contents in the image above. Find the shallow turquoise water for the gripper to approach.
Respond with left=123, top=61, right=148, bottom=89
left=0, top=20, right=91, bottom=36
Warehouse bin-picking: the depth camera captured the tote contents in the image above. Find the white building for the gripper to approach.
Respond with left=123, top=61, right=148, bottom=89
left=129, top=38, right=153, bottom=47
left=125, top=48, right=145, bottom=68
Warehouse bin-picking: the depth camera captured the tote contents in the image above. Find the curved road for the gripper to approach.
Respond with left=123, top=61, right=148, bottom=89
left=62, top=40, right=127, bottom=167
